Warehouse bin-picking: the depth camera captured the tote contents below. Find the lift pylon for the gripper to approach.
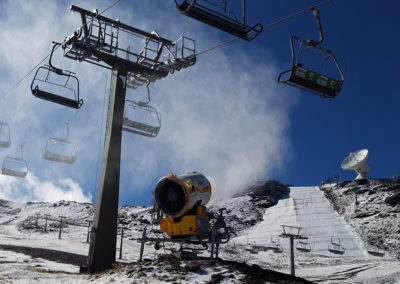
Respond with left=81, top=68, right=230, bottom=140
left=53, top=5, right=197, bottom=272
left=280, top=225, right=308, bottom=276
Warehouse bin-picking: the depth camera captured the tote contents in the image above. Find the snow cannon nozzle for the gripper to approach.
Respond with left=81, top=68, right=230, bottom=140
left=154, top=172, right=212, bottom=218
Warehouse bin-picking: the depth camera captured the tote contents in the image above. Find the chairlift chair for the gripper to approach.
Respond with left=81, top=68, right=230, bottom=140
left=367, top=246, right=385, bottom=257
left=268, top=235, right=282, bottom=252
left=270, top=235, right=280, bottom=248
left=0, top=122, right=11, bottom=148
left=278, top=7, right=344, bottom=98
left=175, top=0, right=263, bottom=41
left=2, top=144, right=28, bottom=178
left=296, top=238, right=312, bottom=252
left=31, top=43, right=83, bottom=109
left=245, top=240, right=257, bottom=254
left=123, top=83, right=161, bottom=138
left=328, top=236, right=345, bottom=254
left=43, top=122, right=76, bottom=164
left=123, top=101, right=161, bottom=138
left=224, top=243, right=237, bottom=254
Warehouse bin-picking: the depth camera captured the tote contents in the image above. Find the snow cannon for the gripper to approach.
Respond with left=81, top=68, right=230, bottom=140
left=154, top=172, right=211, bottom=238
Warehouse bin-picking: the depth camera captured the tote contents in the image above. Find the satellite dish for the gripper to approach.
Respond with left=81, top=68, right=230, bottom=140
left=341, top=149, right=370, bottom=180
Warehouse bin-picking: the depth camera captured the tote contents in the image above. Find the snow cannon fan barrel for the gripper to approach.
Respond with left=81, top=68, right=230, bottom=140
left=341, top=149, right=370, bottom=180
left=154, top=172, right=211, bottom=218
left=154, top=172, right=212, bottom=238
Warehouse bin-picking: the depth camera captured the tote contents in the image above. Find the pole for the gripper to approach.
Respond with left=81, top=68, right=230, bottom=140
left=210, top=227, right=216, bottom=260
left=290, top=236, right=295, bottom=276
left=35, top=213, right=40, bottom=229
left=86, top=220, right=92, bottom=243
left=119, top=227, right=124, bottom=260
left=44, top=214, right=50, bottom=232
left=139, top=227, right=147, bottom=262
left=58, top=216, right=65, bottom=239
left=242, top=0, right=246, bottom=27
left=87, top=65, right=127, bottom=272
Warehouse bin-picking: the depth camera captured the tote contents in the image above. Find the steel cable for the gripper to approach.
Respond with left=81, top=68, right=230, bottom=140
left=0, top=0, right=120, bottom=102
left=196, top=0, right=333, bottom=56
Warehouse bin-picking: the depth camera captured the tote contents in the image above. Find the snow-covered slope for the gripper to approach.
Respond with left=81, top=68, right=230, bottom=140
left=208, top=180, right=289, bottom=235
left=233, top=186, right=367, bottom=258
left=321, top=179, right=400, bottom=259
left=0, top=180, right=399, bottom=283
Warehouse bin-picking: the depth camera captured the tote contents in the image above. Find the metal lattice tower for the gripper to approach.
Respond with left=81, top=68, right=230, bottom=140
left=58, top=5, right=197, bottom=272
left=63, top=6, right=196, bottom=87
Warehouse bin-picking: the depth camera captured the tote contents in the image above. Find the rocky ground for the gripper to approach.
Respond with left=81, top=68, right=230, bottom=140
left=0, top=179, right=399, bottom=283
left=208, top=180, right=289, bottom=236
left=320, top=179, right=400, bottom=259
left=89, top=255, right=313, bottom=284
left=0, top=180, right=310, bottom=283
left=0, top=244, right=312, bottom=283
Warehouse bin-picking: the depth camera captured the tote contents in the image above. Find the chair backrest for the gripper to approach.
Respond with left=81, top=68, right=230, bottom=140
left=2, top=156, right=28, bottom=178
left=123, top=101, right=161, bottom=138
left=31, top=66, right=83, bottom=109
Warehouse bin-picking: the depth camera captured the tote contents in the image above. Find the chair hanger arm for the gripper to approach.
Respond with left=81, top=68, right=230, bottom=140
left=49, top=42, right=63, bottom=75
left=310, top=7, right=323, bottom=45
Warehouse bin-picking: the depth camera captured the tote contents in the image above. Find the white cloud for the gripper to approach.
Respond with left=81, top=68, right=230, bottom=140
left=0, top=174, right=19, bottom=201
left=122, top=49, right=297, bottom=199
left=0, top=172, right=92, bottom=203
left=0, top=1, right=298, bottom=204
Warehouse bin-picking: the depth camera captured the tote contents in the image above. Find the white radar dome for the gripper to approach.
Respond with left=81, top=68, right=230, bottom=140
left=341, top=149, right=370, bottom=180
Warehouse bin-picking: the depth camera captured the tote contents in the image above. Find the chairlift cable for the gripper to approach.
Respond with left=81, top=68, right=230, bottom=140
left=0, top=56, right=50, bottom=101
left=18, top=69, right=112, bottom=154
left=262, top=0, right=332, bottom=30
left=7, top=0, right=121, bottom=154
left=196, top=37, right=238, bottom=56
left=196, top=0, right=333, bottom=56
left=18, top=95, right=107, bottom=153
left=0, top=0, right=120, bottom=102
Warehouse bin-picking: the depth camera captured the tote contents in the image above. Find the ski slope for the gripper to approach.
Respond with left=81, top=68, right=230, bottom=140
left=233, top=186, right=367, bottom=257
left=0, top=187, right=399, bottom=283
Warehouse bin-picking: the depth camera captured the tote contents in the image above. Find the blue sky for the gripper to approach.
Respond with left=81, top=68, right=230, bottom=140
left=0, top=0, right=398, bottom=206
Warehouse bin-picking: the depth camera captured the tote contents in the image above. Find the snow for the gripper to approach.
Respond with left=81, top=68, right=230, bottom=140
left=233, top=186, right=366, bottom=256
left=226, top=186, right=400, bottom=283
left=321, top=180, right=400, bottom=258
left=0, top=181, right=399, bottom=283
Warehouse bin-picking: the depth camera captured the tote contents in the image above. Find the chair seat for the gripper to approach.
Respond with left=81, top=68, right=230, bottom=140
left=33, top=88, right=82, bottom=109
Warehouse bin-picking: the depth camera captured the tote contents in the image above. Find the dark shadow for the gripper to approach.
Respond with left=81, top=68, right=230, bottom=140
left=0, top=244, right=87, bottom=266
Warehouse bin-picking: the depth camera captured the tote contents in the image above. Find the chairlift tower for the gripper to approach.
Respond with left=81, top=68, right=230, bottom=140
left=45, top=5, right=196, bottom=272
left=280, top=225, right=308, bottom=276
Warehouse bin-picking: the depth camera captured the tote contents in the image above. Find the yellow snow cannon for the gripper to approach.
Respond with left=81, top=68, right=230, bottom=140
left=154, top=172, right=212, bottom=238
